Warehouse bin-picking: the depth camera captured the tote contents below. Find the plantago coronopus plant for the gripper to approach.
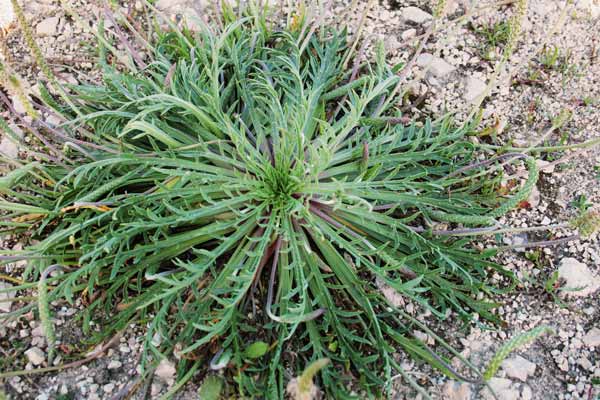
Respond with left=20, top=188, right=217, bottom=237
left=0, top=1, right=591, bottom=398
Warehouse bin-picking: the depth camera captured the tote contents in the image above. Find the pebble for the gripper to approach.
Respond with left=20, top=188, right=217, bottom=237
left=557, top=258, right=600, bottom=297
left=463, top=76, right=486, bottom=103
left=527, top=186, right=540, bottom=209
left=578, top=356, right=593, bottom=370
left=31, top=325, right=44, bottom=337
left=536, top=159, right=555, bottom=174
left=103, top=383, right=115, bottom=394
left=401, top=6, right=432, bottom=24
left=45, top=114, right=62, bottom=127
left=151, top=382, right=163, bottom=397
left=0, top=281, right=15, bottom=313
left=442, top=380, right=471, bottom=400
left=107, top=360, right=122, bottom=369
left=530, top=1, right=556, bottom=17
left=521, top=384, right=533, bottom=400
left=24, top=347, right=46, bottom=366
left=59, top=385, right=68, bottom=395
left=0, top=0, right=15, bottom=29
left=376, top=277, right=404, bottom=308
left=501, top=355, right=537, bottom=382
left=154, top=0, right=210, bottom=30
left=481, top=378, right=520, bottom=400
left=12, top=95, right=27, bottom=114
left=89, top=383, right=98, bottom=393
left=413, top=330, right=434, bottom=345
left=155, top=358, right=176, bottom=383
left=401, top=28, right=417, bottom=40
left=416, top=53, right=456, bottom=77
left=502, top=233, right=528, bottom=253
left=0, top=137, right=19, bottom=159
left=36, top=16, right=60, bottom=37
left=582, top=327, right=600, bottom=347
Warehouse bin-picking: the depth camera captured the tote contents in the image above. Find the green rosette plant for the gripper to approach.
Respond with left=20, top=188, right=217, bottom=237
left=0, top=2, right=548, bottom=398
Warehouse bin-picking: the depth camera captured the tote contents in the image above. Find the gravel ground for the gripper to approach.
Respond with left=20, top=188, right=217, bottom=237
left=0, top=0, right=599, bottom=399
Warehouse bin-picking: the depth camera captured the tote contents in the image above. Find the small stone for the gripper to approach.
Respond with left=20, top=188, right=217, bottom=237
left=36, top=16, right=60, bottom=37
left=12, top=96, right=27, bottom=114
left=385, top=35, right=401, bottom=52
left=379, top=9, right=393, bottom=22
left=31, top=325, right=44, bottom=337
left=46, top=114, right=62, bottom=126
left=0, top=281, right=16, bottom=313
left=582, top=327, right=600, bottom=347
left=154, top=0, right=210, bottom=30
left=376, top=277, right=404, bottom=308
left=151, top=382, right=162, bottom=397
left=536, top=159, right=555, bottom=174
left=502, top=233, right=528, bottom=253
left=59, top=384, right=68, bottom=395
left=103, top=383, right=115, bottom=393
left=416, top=53, right=456, bottom=77
left=61, top=74, right=78, bottom=85
left=151, top=332, right=162, bottom=347
left=401, top=28, right=417, bottom=40
left=442, top=380, right=471, bottom=400
left=0, top=0, right=15, bottom=29
left=521, top=385, right=533, bottom=400
left=541, top=216, right=551, bottom=226
left=464, top=76, right=487, bottom=103
left=557, top=258, right=600, bottom=297
left=501, top=355, right=536, bottom=381
left=578, top=356, right=593, bottom=370
left=531, top=2, right=556, bottom=16
left=52, top=354, right=61, bottom=366
left=107, top=360, right=122, bottom=369
left=24, top=347, right=45, bottom=366
left=155, top=358, right=176, bottom=383
left=413, top=330, right=434, bottom=345
left=527, top=186, right=540, bottom=208
left=0, top=137, right=19, bottom=159
left=583, top=307, right=594, bottom=316
left=481, top=378, right=520, bottom=400
left=402, top=6, right=433, bottom=24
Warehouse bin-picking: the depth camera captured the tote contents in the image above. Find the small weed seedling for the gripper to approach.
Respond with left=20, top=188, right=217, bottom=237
left=570, top=195, right=592, bottom=212
left=582, top=96, right=597, bottom=107
left=538, top=45, right=584, bottom=85
left=472, top=20, right=512, bottom=60
left=539, top=45, right=562, bottom=69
